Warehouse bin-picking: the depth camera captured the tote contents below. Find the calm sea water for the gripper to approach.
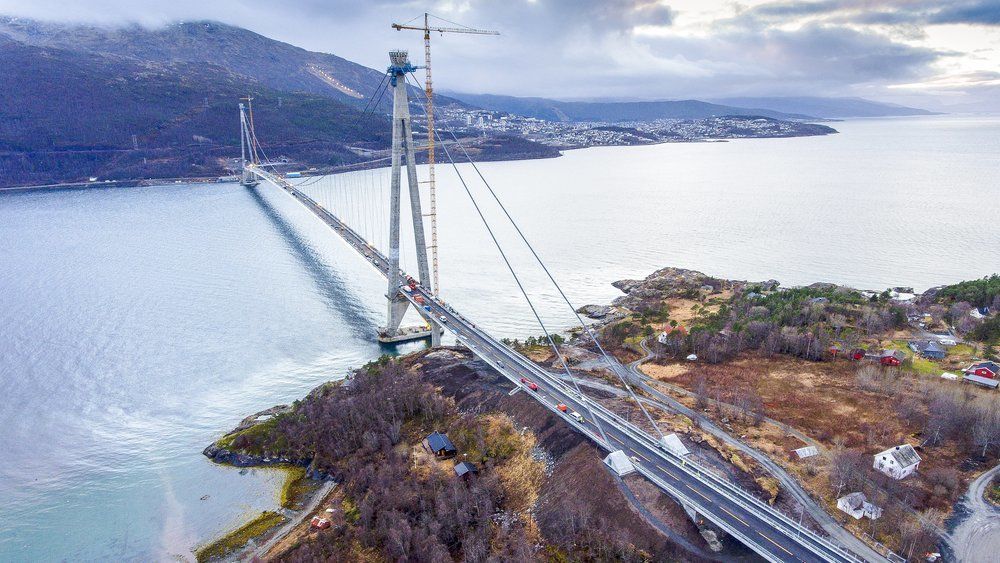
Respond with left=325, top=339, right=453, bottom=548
left=1, top=116, right=998, bottom=560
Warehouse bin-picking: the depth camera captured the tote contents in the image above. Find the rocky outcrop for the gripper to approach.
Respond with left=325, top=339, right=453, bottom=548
left=231, top=404, right=292, bottom=433
left=611, top=267, right=729, bottom=308
left=576, top=304, right=613, bottom=319
left=202, top=405, right=321, bottom=473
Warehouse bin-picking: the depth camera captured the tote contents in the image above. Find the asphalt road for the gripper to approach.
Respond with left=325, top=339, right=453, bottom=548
left=257, top=169, right=862, bottom=563
left=626, top=339, right=893, bottom=563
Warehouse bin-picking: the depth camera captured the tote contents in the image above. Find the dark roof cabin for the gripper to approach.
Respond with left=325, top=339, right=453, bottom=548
left=423, top=432, right=457, bottom=458
left=922, top=341, right=946, bottom=359
left=454, top=461, right=478, bottom=478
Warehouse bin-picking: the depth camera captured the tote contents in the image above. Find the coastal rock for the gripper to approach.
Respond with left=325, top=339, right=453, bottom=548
left=612, top=279, right=645, bottom=294
left=610, top=267, right=725, bottom=310
left=232, top=404, right=292, bottom=433
left=576, top=304, right=612, bottom=319
left=202, top=444, right=265, bottom=467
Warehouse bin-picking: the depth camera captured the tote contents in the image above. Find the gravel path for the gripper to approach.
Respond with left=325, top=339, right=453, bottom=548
left=250, top=480, right=336, bottom=560
left=946, top=463, right=1000, bottom=562
left=622, top=339, right=893, bottom=563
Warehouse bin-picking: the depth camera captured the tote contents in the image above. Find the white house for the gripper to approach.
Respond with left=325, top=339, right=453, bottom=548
left=873, top=444, right=921, bottom=480
left=794, top=446, right=819, bottom=459
left=837, top=492, right=883, bottom=520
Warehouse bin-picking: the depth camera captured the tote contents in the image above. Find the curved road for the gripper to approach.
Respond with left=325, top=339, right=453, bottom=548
left=947, top=463, right=1000, bottom=562
left=623, top=339, right=891, bottom=563
left=252, top=167, right=865, bottom=563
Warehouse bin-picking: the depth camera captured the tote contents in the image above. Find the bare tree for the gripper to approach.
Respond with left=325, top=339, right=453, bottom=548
left=972, top=403, right=1000, bottom=458
left=694, top=374, right=709, bottom=410
left=829, top=449, right=867, bottom=498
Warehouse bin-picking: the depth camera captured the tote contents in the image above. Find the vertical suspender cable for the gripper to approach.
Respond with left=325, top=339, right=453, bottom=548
left=409, top=73, right=666, bottom=441
left=406, top=76, right=610, bottom=447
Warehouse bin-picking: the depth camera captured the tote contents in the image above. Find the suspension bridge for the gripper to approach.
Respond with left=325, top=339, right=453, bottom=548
left=237, top=50, right=884, bottom=563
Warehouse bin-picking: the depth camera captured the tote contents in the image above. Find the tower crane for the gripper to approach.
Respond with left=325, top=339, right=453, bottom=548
left=392, top=13, right=499, bottom=297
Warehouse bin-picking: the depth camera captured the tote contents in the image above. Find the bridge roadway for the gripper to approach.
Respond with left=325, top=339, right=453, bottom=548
left=249, top=166, right=867, bottom=563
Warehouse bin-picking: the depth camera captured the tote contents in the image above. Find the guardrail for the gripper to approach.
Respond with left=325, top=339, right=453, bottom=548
left=251, top=167, right=869, bottom=563
left=459, top=316, right=861, bottom=561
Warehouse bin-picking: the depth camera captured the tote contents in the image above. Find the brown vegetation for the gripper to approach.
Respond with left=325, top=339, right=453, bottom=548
left=219, top=351, right=695, bottom=562
left=645, top=353, right=1000, bottom=554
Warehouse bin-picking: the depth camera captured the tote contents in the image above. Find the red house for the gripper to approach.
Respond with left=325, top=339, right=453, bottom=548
left=310, top=516, right=331, bottom=530
left=964, top=362, right=1000, bottom=389
left=880, top=350, right=905, bottom=367
left=965, top=361, right=999, bottom=379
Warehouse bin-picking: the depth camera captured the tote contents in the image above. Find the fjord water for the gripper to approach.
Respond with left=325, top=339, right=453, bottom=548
left=1, top=116, right=998, bottom=560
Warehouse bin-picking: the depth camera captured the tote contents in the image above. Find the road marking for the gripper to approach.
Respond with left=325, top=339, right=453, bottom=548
left=684, top=483, right=712, bottom=502
left=756, top=530, right=794, bottom=557
left=661, top=468, right=678, bottom=479
left=719, top=505, right=750, bottom=527
left=633, top=450, right=652, bottom=463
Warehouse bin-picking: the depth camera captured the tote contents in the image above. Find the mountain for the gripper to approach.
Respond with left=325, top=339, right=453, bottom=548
left=2, top=18, right=388, bottom=106
left=0, top=18, right=490, bottom=187
left=0, top=38, right=389, bottom=186
left=710, top=96, right=936, bottom=118
left=442, top=92, right=817, bottom=122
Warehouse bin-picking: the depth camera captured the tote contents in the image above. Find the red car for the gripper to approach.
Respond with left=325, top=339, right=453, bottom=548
left=557, top=404, right=568, bottom=412
left=520, top=377, right=539, bottom=391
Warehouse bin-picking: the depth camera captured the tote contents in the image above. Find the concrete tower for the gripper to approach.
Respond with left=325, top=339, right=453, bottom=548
left=381, top=50, right=440, bottom=345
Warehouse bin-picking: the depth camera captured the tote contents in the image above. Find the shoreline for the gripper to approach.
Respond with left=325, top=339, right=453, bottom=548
left=194, top=264, right=997, bottom=560
left=1, top=122, right=838, bottom=193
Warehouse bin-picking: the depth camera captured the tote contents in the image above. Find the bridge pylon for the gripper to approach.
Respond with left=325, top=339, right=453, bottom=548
left=379, top=50, right=441, bottom=346
left=238, top=100, right=260, bottom=188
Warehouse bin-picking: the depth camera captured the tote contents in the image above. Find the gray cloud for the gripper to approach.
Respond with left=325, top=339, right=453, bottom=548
left=0, top=0, right=992, bottom=107
left=748, top=0, right=1000, bottom=27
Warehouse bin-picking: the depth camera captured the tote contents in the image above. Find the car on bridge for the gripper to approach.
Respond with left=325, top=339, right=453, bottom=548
left=557, top=403, right=568, bottom=412
left=439, top=315, right=447, bottom=323
left=520, top=377, right=539, bottom=391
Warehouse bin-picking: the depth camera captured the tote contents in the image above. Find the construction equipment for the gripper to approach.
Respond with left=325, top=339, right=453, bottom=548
left=391, top=13, right=498, bottom=297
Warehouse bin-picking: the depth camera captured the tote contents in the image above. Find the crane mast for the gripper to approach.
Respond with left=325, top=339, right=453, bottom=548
left=392, top=13, right=499, bottom=298
left=423, top=14, right=439, bottom=298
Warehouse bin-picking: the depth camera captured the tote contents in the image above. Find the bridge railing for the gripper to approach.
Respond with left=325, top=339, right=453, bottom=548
left=251, top=167, right=870, bottom=562
left=484, top=333, right=863, bottom=561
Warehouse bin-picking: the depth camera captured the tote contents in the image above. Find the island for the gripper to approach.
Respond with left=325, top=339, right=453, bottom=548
left=199, top=269, right=999, bottom=561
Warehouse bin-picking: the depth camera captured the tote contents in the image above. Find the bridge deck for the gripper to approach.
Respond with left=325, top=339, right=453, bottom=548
left=247, top=165, right=868, bottom=563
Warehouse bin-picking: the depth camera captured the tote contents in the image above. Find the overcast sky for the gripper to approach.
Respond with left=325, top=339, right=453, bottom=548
left=2, top=1, right=999, bottom=109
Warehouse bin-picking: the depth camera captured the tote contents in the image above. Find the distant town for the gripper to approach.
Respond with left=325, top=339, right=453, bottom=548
left=435, top=105, right=836, bottom=150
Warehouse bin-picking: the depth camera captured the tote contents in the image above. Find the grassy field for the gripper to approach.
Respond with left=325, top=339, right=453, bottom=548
left=195, top=511, right=285, bottom=562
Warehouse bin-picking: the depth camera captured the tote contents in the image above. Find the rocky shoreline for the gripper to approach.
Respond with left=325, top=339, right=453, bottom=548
left=202, top=403, right=329, bottom=480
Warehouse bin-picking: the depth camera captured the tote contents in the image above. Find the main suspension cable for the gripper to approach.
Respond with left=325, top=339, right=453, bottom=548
left=408, top=73, right=666, bottom=441
left=407, top=74, right=610, bottom=446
